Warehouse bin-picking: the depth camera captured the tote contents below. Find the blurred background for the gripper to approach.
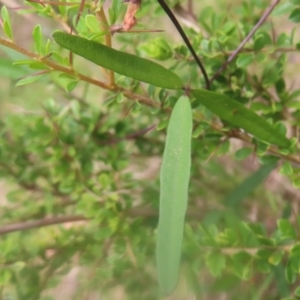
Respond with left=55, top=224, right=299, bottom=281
left=1, top=0, right=300, bottom=299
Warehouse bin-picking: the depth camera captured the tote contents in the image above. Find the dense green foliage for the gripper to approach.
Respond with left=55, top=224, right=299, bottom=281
left=1, top=0, right=300, bottom=299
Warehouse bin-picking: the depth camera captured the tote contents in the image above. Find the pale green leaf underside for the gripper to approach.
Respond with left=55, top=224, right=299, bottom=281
left=157, top=96, right=193, bottom=295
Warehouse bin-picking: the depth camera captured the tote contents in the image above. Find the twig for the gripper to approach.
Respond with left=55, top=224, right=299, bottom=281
left=0, top=37, right=160, bottom=108
left=26, top=0, right=81, bottom=5
left=96, top=7, right=115, bottom=86
left=0, top=207, right=205, bottom=236
left=113, top=29, right=164, bottom=33
left=75, top=0, right=86, bottom=26
left=110, top=0, right=141, bottom=33
left=0, top=215, right=88, bottom=235
left=156, top=0, right=210, bottom=89
left=173, top=3, right=201, bottom=33
left=203, top=243, right=300, bottom=255
left=187, top=0, right=193, bottom=15
left=211, top=122, right=300, bottom=165
left=210, top=0, right=281, bottom=84
left=99, top=125, right=156, bottom=145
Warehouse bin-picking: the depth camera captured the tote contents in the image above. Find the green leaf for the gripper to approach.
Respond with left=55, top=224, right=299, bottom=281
left=0, top=57, right=29, bottom=79
left=280, top=162, right=293, bottom=176
left=236, top=54, right=254, bottom=68
left=268, top=251, right=284, bottom=266
left=131, top=101, right=141, bottom=114
left=192, top=124, right=206, bottom=138
left=1, top=6, right=13, bottom=40
left=271, top=2, right=293, bottom=16
left=13, top=59, right=46, bottom=69
left=191, top=89, right=290, bottom=147
left=277, top=219, right=296, bottom=240
left=231, top=251, right=252, bottom=279
left=256, top=260, right=271, bottom=273
left=285, top=258, right=297, bottom=284
left=216, top=139, right=230, bottom=155
left=275, top=78, right=286, bottom=94
left=289, top=8, right=300, bottom=23
left=0, top=270, right=11, bottom=285
left=206, top=251, right=226, bottom=277
left=52, top=31, right=183, bottom=89
left=85, top=14, right=100, bottom=33
left=254, top=32, right=272, bottom=51
left=259, top=155, right=279, bottom=165
left=224, top=163, right=276, bottom=207
left=291, top=245, right=300, bottom=257
left=66, top=81, right=78, bottom=92
left=277, top=33, right=290, bottom=47
left=257, top=236, right=275, bottom=246
left=109, top=0, right=123, bottom=25
left=294, top=286, right=300, bottom=297
left=32, top=24, right=45, bottom=55
left=15, top=73, right=47, bottom=86
left=293, top=177, right=300, bottom=188
left=156, top=119, right=169, bottom=131
left=234, top=147, right=253, bottom=160
left=139, top=38, right=173, bottom=61
left=157, top=96, right=193, bottom=295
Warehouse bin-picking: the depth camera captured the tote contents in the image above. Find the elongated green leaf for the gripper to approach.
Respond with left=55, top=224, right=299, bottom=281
left=191, top=89, right=290, bottom=147
left=109, top=0, right=123, bottom=25
left=157, top=95, right=192, bottom=295
left=32, top=25, right=44, bottom=55
left=289, top=8, right=300, bottom=23
left=52, top=31, right=183, bottom=89
left=224, top=163, right=276, bottom=207
left=0, top=57, right=29, bottom=79
left=16, top=73, right=47, bottom=86
left=1, top=6, right=13, bottom=40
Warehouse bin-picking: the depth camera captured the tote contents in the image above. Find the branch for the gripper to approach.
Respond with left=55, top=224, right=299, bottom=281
left=211, top=122, right=300, bottom=165
left=173, top=3, right=201, bottom=33
left=203, top=243, right=300, bottom=255
left=99, top=124, right=156, bottom=145
left=210, top=0, right=281, bottom=84
left=0, top=37, right=160, bottom=108
left=0, top=207, right=205, bottom=236
left=0, top=215, right=88, bottom=235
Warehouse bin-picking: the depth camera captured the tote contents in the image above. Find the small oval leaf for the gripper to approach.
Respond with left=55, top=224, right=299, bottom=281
left=191, top=89, right=290, bottom=148
left=52, top=31, right=183, bottom=89
left=157, top=95, right=192, bottom=295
